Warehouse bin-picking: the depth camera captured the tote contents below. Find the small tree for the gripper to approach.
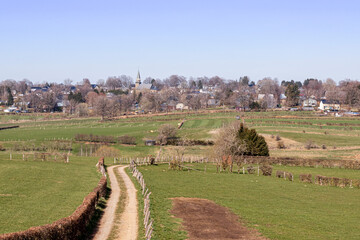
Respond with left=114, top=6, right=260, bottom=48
left=157, top=124, right=177, bottom=145
left=94, top=96, right=112, bottom=120
left=213, top=122, right=247, bottom=173
left=237, top=123, right=269, bottom=156
left=6, top=87, right=13, bottom=106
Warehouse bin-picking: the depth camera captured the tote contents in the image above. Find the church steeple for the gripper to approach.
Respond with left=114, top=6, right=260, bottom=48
left=135, top=70, right=141, bottom=88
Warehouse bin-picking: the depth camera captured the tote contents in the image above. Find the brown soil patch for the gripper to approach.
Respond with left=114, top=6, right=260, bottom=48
left=261, top=134, right=303, bottom=150
left=0, top=194, right=12, bottom=197
left=170, top=197, right=267, bottom=240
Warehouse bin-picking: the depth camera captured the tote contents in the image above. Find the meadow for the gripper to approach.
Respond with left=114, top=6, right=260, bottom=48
left=0, top=156, right=100, bottom=234
left=134, top=163, right=360, bottom=240
left=1, top=110, right=360, bottom=238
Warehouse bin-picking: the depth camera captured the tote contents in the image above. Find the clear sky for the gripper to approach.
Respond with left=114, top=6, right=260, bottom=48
left=0, top=0, right=359, bottom=83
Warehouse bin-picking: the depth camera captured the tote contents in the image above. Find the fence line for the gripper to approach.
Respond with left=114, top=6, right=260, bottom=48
left=129, top=160, right=153, bottom=240
left=114, top=156, right=213, bottom=165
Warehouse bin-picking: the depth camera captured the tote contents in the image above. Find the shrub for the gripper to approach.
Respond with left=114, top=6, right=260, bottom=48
left=277, top=141, right=286, bottom=149
left=94, top=146, right=121, bottom=157
left=276, top=170, right=284, bottom=178
left=286, top=172, right=294, bottom=181
left=299, top=174, right=312, bottom=183
left=275, top=135, right=281, bottom=141
left=260, top=165, right=272, bottom=176
left=247, top=166, right=255, bottom=174
left=118, top=135, right=136, bottom=145
left=305, top=140, right=318, bottom=150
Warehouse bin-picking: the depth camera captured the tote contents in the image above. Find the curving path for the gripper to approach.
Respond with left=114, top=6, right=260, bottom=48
left=93, top=165, right=138, bottom=240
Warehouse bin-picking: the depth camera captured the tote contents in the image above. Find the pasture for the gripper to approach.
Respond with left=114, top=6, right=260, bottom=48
left=134, top=163, right=360, bottom=240
left=0, top=156, right=100, bottom=234
left=1, top=110, right=360, bottom=238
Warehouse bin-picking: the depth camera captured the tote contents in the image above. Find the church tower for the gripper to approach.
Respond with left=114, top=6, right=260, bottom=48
left=135, top=70, right=141, bottom=88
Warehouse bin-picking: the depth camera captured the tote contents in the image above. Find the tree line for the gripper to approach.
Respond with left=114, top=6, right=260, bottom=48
left=1, top=75, right=360, bottom=118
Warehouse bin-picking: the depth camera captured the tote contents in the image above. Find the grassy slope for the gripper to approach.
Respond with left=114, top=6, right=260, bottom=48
left=138, top=164, right=360, bottom=240
left=0, top=156, right=100, bottom=234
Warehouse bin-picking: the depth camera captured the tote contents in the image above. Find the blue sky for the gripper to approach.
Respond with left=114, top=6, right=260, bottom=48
left=0, top=0, right=359, bottom=83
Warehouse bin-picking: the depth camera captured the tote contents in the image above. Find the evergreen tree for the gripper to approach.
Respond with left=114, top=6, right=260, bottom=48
left=6, top=87, right=14, bottom=106
left=285, top=83, right=300, bottom=107
left=236, top=123, right=269, bottom=156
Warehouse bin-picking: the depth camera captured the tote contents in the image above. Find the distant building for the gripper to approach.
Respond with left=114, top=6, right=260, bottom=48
left=134, top=70, right=157, bottom=92
left=319, top=100, right=341, bottom=111
left=303, top=98, right=317, bottom=107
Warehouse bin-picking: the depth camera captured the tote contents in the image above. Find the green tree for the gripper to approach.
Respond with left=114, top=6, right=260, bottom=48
left=6, top=87, right=13, bottom=106
left=236, top=123, right=269, bottom=156
left=285, top=83, right=300, bottom=107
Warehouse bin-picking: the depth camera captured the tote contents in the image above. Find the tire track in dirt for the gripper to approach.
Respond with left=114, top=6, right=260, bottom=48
left=116, top=166, right=138, bottom=240
left=93, top=165, right=138, bottom=240
left=93, top=165, right=120, bottom=240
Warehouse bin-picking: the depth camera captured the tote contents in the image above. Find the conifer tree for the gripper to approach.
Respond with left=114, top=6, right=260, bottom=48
left=236, top=123, right=269, bottom=156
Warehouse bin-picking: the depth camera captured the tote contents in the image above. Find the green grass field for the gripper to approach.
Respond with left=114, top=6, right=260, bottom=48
left=0, top=156, right=100, bottom=234
left=1, top=110, right=360, bottom=238
left=135, top=163, right=360, bottom=240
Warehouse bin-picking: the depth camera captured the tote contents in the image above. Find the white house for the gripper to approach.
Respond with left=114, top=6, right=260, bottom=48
left=303, top=98, right=317, bottom=107
left=176, top=103, right=188, bottom=110
left=319, top=100, right=341, bottom=111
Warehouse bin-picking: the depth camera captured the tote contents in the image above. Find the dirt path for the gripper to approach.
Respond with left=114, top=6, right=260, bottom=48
left=116, top=166, right=138, bottom=240
left=171, top=197, right=268, bottom=240
left=93, top=165, right=138, bottom=240
left=93, top=166, right=120, bottom=240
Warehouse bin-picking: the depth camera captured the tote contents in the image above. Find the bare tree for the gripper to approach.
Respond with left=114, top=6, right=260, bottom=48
left=76, top=103, right=89, bottom=117
left=120, top=94, right=134, bottom=113
left=94, top=96, right=112, bottom=120
left=106, top=76, right=122, bottom=90
left=140, top=92, right=162, bottom=112
left=157, top=124, right=177, bottom=145
left=85, top=91, right=99, bottom=108
left=42, top=92, right=56, bottom=112
left=119, top=75, right=133, bottom=88
left=164, top=75, right=186, bottom=88
left=213, top=121, right=247, bottom=173
left=339, top=80, right=360, bottom=107
left=257, top=77, right=281, bottom=104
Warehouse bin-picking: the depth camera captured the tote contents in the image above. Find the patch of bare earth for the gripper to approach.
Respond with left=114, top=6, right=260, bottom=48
left=170, top=197, right=268, bottom=240
left=260, top=134, right=302, bottom=150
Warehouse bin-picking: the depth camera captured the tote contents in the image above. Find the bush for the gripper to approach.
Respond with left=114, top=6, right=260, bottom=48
left=75, top=134, right=116, bottom=143
left=305, top=140, right=318, bottom=150
left=299, top=174, right=312, bottom=183
left=94, top=146, right=121, bottom=157
left=260, top=165, right=272, bottom=176
left=118, top=135, right=136, bottom=145
left=277, top=141, right=286, bottom=149
left=275, top=135, right=281, bottom=141
left=247, top=166, right=255, bottom=174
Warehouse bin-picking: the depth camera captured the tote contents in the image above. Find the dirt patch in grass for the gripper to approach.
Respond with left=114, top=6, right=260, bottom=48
left=261, top=134, right=303, bottom=150
left=170, top=197, right=267, bottom=240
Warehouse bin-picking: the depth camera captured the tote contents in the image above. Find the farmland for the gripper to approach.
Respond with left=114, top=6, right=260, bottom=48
left=1, top=110, right=360, bottom=238
left=0, top=156, right=100, bottom=234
